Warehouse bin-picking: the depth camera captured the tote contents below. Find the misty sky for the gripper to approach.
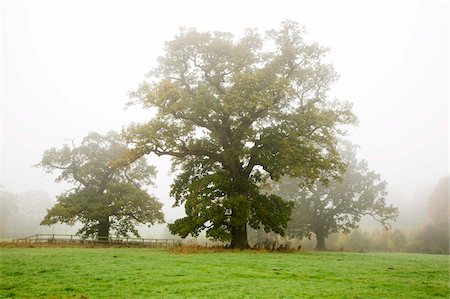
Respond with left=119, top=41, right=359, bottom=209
left=1, top=0, right=448, bottom=221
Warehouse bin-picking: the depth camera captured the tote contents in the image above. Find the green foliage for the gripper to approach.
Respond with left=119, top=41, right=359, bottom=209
left=1, top=248, right=448, bottom=298
left=124, top=21, right=357, bottom=247
left=276, top=140, right=398, bottom=249
left=167, top=157, right=293, bottom=242
left=37, top=131, right=164, bottom=238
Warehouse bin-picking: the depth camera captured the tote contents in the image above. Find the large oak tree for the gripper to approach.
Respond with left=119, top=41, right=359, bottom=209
left=38, top=131, right=164, bottom=239
left=124, top=21, right=357, bottom=248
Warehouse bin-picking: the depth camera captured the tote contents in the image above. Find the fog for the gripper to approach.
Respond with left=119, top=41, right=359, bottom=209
left=1, top=1, right=448, bottom=239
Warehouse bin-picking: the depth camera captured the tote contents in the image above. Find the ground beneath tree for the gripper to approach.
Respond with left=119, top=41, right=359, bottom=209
left=0, top=248, right=448, bottom=298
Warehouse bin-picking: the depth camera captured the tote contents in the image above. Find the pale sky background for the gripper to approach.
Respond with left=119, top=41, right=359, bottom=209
left=1, top=0, right=448, bottom=224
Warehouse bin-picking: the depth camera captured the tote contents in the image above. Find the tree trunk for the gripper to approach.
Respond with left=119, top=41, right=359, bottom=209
left=315, top=231, right=327, bottom=251
left=98, top=217, right=110, bottom=241
left=228, top=165, right=250, bottom=249
left=230, top=224, right=249, bottom=249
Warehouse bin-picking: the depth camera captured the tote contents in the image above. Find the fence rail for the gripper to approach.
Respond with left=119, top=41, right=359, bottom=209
left=12, top=234, right=183, bottom=247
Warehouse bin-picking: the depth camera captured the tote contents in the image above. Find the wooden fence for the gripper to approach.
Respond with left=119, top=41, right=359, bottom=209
left=13, top=234, right=183, bottom=247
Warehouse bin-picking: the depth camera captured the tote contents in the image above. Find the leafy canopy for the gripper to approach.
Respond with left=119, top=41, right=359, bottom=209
left=124, top=21, right=357, bottom=246
left=38, top=131, right=164, bottom=238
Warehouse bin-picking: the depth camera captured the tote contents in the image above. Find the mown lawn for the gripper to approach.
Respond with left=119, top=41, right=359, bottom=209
left=0, top=247, right=448, bottom=298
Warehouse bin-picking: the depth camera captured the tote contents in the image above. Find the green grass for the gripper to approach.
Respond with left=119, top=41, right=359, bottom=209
left=0, top=248, right=448, bottom=298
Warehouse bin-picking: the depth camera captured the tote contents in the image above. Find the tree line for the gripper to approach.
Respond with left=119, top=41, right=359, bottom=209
left=250, top=173, right=448, bottom=254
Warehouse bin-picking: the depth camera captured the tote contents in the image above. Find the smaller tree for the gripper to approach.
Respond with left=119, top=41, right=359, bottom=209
left=37, top=131, right=164, bottom=239
left=276, top=140, right=398, bottom=250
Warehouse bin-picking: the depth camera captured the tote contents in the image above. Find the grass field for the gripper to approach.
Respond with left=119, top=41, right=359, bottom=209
left=0, top=247, right=448, bottom=298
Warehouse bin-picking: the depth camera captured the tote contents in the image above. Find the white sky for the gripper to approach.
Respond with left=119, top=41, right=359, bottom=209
left=1, top=0, right=448, bottom=221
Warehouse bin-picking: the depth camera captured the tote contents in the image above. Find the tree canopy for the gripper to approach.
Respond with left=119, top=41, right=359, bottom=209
left=38, top=131, right=164, bottom=239
left=123, top=21, right=357, bottom=248
left=275, top=141, right=398, bottom=250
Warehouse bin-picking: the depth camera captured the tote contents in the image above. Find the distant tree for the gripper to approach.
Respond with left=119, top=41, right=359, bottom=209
left=347, top=229, right=369, bottom=252
left=276, top=141, right=398, bottom=250
left=391, top=229, right=408, bottom=252
left=417, top=175, right=449, bottom=254
left=123, top=21, right=357, bottom=248
left=37, top=131, right=164, bottom=239
left=0, top=188, right=19, bottom=238
left=0, top=189, right=64, bottom=238
left=427, top=175, right=449, bottom=225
